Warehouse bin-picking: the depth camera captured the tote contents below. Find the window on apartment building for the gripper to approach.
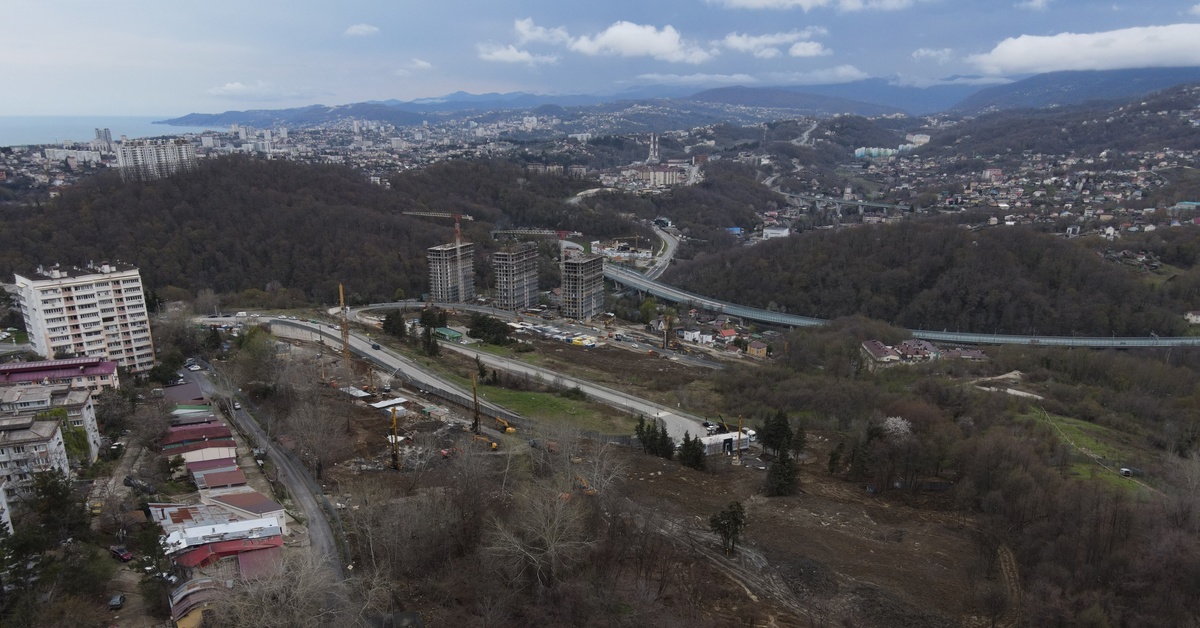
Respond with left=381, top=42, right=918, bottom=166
left=12, top=447, right=24, bottom=454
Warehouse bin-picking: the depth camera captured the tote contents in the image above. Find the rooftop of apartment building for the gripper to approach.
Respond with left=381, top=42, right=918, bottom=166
left=0, top=383, right=91, bottom=411
left=18, top=261, right=139, bottom=281
left=0, top=417, right=60, bottom=445
left=0, top=357, right=116, bottom=386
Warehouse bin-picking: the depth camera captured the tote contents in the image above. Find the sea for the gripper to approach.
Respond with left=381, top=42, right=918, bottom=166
left=0, top=116, right=224, bottom=148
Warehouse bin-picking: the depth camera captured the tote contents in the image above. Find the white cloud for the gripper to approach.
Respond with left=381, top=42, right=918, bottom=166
left=636, top=72, right=759, bottom=85
left=205, top=80, right=320, bottom=102
left=911, top=47, right=954, bottom=64
left=1016, top=0, right=1050, bottom=9
left=764, top=64, right=869, bottom=84
left=720, top=28, right=827, bottom=58
left=890, top=74, right=1014, bottom=87
left=788, top=41, right=831, bottom=57
left=1190, top=3, right=1200, bottom=15
left=343, top=24, right=379, bottom=37
left=395, top=58, right=433, bottom=76
left=713, top=0, right=916, bottom=11
left=514, top=17, right=570, bottom=45
left=477, top=44, right=557, bottom=65
left=969, top=24, right=1200, bottom=74
left=570, top=21, right=715, bottom=63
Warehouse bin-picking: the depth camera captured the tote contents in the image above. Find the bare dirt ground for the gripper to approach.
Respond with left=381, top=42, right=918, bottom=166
left=618, top=438, right=980, bottom=628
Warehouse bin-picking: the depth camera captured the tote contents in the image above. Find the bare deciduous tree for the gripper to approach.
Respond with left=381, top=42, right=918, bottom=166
left=208, top=552, right=350, bottom=628
left=484, top=481, right=598, bottom=593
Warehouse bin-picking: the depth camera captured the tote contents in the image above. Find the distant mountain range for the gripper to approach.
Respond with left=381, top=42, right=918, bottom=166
left=950, top=67, right=1200, bottom=115
left=158, top=67, right=1200, bottom=129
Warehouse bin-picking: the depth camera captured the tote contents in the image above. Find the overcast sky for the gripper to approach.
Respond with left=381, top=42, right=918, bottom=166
left=7, top=0, right=1200, bottom=116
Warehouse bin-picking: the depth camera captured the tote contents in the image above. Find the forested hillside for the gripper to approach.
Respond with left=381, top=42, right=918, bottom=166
left=665, top=221, right=1200, bottom=337
left=922, top=84, right=1200, bottom=157
left=0, top=157, right=640, bottom=305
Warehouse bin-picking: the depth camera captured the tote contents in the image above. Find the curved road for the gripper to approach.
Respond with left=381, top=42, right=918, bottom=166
left=190, top=361, right=345, bottom=581
left=604, top=265, right=1200, bottom=349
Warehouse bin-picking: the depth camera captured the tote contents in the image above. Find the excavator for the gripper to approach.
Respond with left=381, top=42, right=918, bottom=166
left=472, top=434, right=499, bottom=451
left=495, top=416, right=517, bottom=434
left=574, top=475, right=596, bottom=496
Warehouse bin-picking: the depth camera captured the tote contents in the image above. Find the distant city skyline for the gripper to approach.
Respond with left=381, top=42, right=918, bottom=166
left=7, top=0, right=1200, bottom=116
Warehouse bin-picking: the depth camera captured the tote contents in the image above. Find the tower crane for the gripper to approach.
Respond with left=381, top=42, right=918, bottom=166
left=403, top=211, right=472, bottom=301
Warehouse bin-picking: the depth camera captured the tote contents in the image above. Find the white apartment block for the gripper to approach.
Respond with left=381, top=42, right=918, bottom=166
left=0, top=415, right=69, bottom=500
left=0, top=384, right=101, bottom=463
left=0, top=482, right=10, bottom=533
left=116, top=139, right=198, bottom=181
left=428, top=242, right=475, bottom=303
left=14, top=263, right=156, bottom=373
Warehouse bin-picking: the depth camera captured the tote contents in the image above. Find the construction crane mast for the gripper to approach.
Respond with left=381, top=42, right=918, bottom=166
left=338, top=283, right=351, bottom=372
left=403, top=211, right=472, bottom=302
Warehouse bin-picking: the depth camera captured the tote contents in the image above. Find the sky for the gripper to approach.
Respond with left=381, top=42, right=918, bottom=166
left=6, top=0, right=1200, bottom=116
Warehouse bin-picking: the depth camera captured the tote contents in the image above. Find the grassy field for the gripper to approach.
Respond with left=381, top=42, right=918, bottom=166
left=405, top=349, right=639, bottom=436
left=1029, top=410, right=1154, bottom=493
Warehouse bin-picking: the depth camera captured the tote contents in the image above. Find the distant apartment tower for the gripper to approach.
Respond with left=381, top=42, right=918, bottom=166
left=94, top=128, right=113, bottom=152
left=428, top=243, right=475, bottom=303
left=116, top=139, right=197, bottom=181
left=493, top=242, right=539, bottom=311
left=14, top=263, right=156, bottom=373
left=560, top=253, right=605, bottom=321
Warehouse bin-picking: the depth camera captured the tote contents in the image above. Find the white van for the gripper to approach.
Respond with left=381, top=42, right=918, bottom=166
left=235, top=311, right=248, bottom=317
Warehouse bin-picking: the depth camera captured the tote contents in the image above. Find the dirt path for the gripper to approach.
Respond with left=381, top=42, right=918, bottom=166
left=960, top=544, right=1022, bottom=628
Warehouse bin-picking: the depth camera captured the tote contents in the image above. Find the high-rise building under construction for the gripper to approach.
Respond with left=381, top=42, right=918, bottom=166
left=427, top=242, right=475, bottom=303
left=560, top=252, right=605, bottom=321
left=493, top=242, right=538, bottom=310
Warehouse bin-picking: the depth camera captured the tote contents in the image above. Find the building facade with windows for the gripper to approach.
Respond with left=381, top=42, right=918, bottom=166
left=116, top=139, right=197, bottom=181
left=427, top=242, right=475, bottom=303
left=0, top=384, right=101, bottom=463
left=560, top=253, right=605, bottom=321
left=492, top=242, right=539, bottom=311
left=14, top=263, right=156, bottom=373
left=0, top=356, right=119, bottom=392
left=0, top=415, right=68, bottom=500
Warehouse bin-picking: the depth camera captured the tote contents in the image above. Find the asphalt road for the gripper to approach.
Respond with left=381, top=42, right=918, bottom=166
left=186, top=365, right=345, bottom=581
left=260, top=318, right=708, bottom=441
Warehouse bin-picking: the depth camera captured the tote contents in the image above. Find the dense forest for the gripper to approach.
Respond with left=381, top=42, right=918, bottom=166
left=665, top=221, right=1200, bottom=337
left=0, top=157, right=649, bottom=305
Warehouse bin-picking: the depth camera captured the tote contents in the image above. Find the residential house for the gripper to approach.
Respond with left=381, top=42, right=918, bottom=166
left=861, top=340, right=901, bottom=369
left=747, top=340, right=768, bottom=358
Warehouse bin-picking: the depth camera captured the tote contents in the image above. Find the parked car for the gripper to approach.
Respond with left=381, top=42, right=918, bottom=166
left=109, top=546, right=133, bottom=562
left=371, top=343, right=381, bottom=350
left=108, top=594, right=126, bottom=610
left=233, top=401, right=242, bottom=410
left=123, top=475, right=157, bottom=495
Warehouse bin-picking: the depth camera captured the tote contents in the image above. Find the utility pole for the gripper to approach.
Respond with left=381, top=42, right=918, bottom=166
left=390, top=407, right=400, bottom=470
left=472, top=373, right=481, bottom=435
left=733, top=415, right=743, bottom=466
left=338, top=283, right=351, bottom=374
